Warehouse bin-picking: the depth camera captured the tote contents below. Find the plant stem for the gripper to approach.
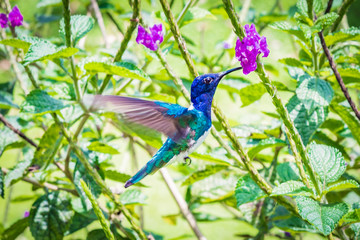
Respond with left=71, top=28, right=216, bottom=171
left=99, top=0, right=141, bottom=94
left=222, top=0, right=321, bottom=197
left=160, top=169, right=207, bottom=240
left=158, top=0, right=198, bottom=78
left=306, top=0, right=314, bottom=20
left=330, top=0, right=355, bottom=32
left=90, top=0, right=109, bottom=48
left=318, top=31, right=360, bottom=120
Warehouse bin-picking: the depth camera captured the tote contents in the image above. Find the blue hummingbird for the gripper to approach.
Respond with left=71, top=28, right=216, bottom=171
left=85, top=67, right=242, bottom=188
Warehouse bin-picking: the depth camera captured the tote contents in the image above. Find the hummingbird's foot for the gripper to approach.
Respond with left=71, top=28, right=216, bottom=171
left=183, top=156, right=192, bottom=166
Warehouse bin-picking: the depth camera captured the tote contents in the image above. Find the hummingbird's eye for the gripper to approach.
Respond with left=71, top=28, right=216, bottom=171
left=203, top=77, right=212, bottom=84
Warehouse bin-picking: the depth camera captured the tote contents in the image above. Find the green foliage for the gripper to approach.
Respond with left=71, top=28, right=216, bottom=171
left=29, top=191, right=74, bottom=240
left=87, top=141, right=119, bottom=154
left=1, top=217, right=29, bottom=240
left=296, top=196, right=349, bottom=235
left=84, top=62, right=151, bottom=82
left=271, top=181, right=313, bottom=197
left=182, top=165, right=227, bottom=185
left=21, top=89, right=68, bottom=114
left=119, top=189, right=147, bottom=206
left=0, top=170, right=4, bottom=199
left=248, top=138, right=286, bottom=159
left=0, top=90, right=19, bottom=109
left=235, top=175, right=266, bottom=207
left=276, top=162, right=301, bottom=182
left=59, top=15, right=95, bottom=46
left=104, top=170, right=147, bottom=187
left=4, top=148, right=33, bottom=187
left=0, top=128, right=18, bottom=157
left=182, top=7, right=216, bottom=26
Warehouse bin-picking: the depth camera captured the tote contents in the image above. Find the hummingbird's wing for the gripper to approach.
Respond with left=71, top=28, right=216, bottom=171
left=84, top=95, right=193, bottom=143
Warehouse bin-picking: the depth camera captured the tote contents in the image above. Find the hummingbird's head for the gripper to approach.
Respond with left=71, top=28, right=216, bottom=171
left=190, top=67, right=242, bottom=116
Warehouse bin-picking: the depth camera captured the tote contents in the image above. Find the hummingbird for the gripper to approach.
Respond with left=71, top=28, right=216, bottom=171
left=85, top=67, right=242, bottom=188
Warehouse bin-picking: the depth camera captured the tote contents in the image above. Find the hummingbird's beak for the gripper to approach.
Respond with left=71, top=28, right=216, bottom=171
left=218, top=66, right=243, bottom=80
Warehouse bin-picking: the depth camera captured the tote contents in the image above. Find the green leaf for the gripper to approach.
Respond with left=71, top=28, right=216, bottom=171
left=308, top=143, right=346, bottom=185
left=84, top=61, right=151, bottom=81
left=32, top=124, right=63, bottom=168
left=0, top=39, right=31, bottom=52
left=87, top=141, right=119, bottom=154
left=328, top=68, right=360, bottom=84
left=0, top=91, right=19, bottom=109
left=235, top=175, right=266, bottom=207
left=279, top=57, right=304, bottom=68
left=37, top=0, right=62, bottom=8
left=86, top=229, right=108, bottom=240
left=23, top=42, right=78, bottom=66
left=271, top=181, right=313, bottom=197
left=190, top=152, right=232, bottom=166
left=341, top=207, right=360, bottom=225
left=29, top=192, right=74, bottom=240
left=248, top=138, right=286, bottom=159
left=21, top=89, right=67, bottom=114
left=296, top=196, right=349, bottom=235
left=296, top=75, right=334, bottom=112
left=60, top=15, right=95, bottom=46
left=182, top=165, right=227, bottom=186
left=269, top=21, right=306, bottom=42
left=0, top=128, right=18, bottom=157
left=312, top=13, right=339, bottom=33
left=274, top=216, right=318, bottom=233
left=323, top=180, right=360, bottom=195
left=66, top=212, right=95, bottom=235
left=330, top=102, right=360, bottom=145
left=182, top=7, right=216, bottom=26
left=277, top=162, right=301, bottom=182
left=1, top=217, right=29, bottom=240
left=80, top=180, right=115, bottom=240
left=239, top=83, right=266, bottom=107
left=324, top=27, right=360, bottom=46
left=351, top=223, right=360, bottom=239
left=104, top=170, right=147, bottom=187
left=286, top=95, right=328, bottom=145
left=0, top=170, right=4, bottom=199
left=119, top=189, right=147, bottom=205
left=258, top=13, right=288, bottom=24
left=4, top=148, right=33, bottom=187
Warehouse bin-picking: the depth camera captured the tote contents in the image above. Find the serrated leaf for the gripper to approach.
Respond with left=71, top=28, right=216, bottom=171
left=182, top=7, right=216, bottom=26
left=235, top=175, right=266, bottom=207
left=119, top=189, right=147, bottom=205
left=330, top=102, right=360, bottom=145
left=269, top=21, right=307, bottom=42
left=296, top=0, right=308, bottom=17
left=32, top=124, right=63, bottom=168
left=312, top=13, right=339, bottom=33
left=277, top=162, right=301, bottom=182
left=182, top=165, right=227, bottom=186
left=308, top=143, right=346, bottom=185
left=274, top=216, right=319, bottom=233
left=239, top=83, right=266, bottom=107
left=0, top=127, right=18, bottom=157
left=271, top=181, right=313, bottom=197
left=23, top=42, right=78, bottom=66
left=325, top=27, right=360, bottom=46
left=80, top=180, right=115, bottom=240
left=1, top=217, right=29, bottom=240
left=60, top=15, right=95, bottom=46
left=87, top=141, right=119, bottom=154
left=323, top=180, right=360, bottom=195
left=340, top=208, right=360, bottom=225
left=0, top=170, right=4, bottom=198
left=4, top=148, right=33, bottom=187
left=21, top=89, right=67, bottom=114
left=286, top=95, right=328, bottom=145
left=104, top=170, right=146, bottom=187
left=29, top=192, right=74, bottom=240
left=296, top=75, right=334, bottom=113
left=0, top=39, right=31, bottom=52
left=84, top=61, right=150, bottom=81
left=296, top=196, right=349, bottom=235
left=248, top=138, right=286, bottom=159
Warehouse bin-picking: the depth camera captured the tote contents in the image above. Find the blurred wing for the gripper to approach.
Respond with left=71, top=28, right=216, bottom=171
left=84, top=95, right=192, bottom=142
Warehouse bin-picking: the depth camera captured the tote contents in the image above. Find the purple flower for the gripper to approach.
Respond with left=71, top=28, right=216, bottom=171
left=0, top=13, right=8, bottom=28
left=136, top=24, right=164, bottom=51
left=284, top=231, right=292, bottom=238
left=222, top=41, right=232, bottom=49
left=23, top=211, right=30, bottom=218
left=8, top=6, right=23, bottom=27
left=235, top=24, right=269, bottom=75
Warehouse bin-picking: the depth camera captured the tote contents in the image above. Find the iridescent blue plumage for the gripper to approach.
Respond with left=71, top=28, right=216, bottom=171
left=85, top=67, right=242, bottom=187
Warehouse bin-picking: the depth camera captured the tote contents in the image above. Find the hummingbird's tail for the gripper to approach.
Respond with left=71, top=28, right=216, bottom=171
left=124, top=153, right=168, bottom=188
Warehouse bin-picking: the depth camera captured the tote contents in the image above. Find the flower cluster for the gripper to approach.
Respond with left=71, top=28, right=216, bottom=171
left=0, top=6, right=23, bottom=29
left=136, top=24, right=164, bottom=51
left=235, top=24, right=269, bottom=75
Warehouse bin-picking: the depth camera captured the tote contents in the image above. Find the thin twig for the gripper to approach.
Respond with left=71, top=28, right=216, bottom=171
left=1, top=168, right=79, bottom=196
left=0, top=113, right=37, bottom=148
left=90, top=0, right=109, bottom=48
left=160, top=169, right=207, bottom=240
left=318, top=31, right=360, bottom=120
